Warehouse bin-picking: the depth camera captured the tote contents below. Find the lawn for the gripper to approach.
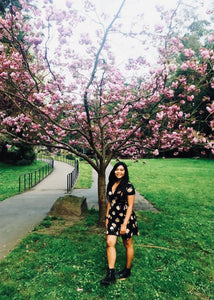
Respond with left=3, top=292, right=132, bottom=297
left=0, top=158, right=213, bottom=299
left=75, top=161, right=92, bottom=189
left=0, top=160, right=47, bottom=202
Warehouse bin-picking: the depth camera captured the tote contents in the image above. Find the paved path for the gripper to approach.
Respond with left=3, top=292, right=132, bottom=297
left=0, top=161, right=73, bottom=261
left=71, top=165, right=157, bottom=212
left=0, top=161, right=157, bottom=261
left=71, top=164, right=112, bottom=210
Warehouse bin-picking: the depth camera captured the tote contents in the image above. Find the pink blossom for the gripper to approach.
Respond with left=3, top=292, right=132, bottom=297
left=206, top=102, right=214, bottom=114
left=187, top=95, right=194, bottom=102
left=79, top=33, right=91, bottom=45
left=187, top=85, right=195, bottom=92
left=170, top=37, right=180, bottom=45
left=184, top=48, right=195, bottom=58
left=156, top=111, right=164, bottom=120
left=155, top=24, right=164, bottom=33
left=192, top=137, right=198, bottom=144
left=164, top=88, right=174, bottom=98
left=208, top=33, right=214, bottom=43
left=84, top=0, right=95, bottom=11
left=32, top=36, right=43, bottom=46
left=66, top=1, right=72, bottom=8
left=200, top=48, right=210, bottom=60
left=180, top=62, right=189, bottom=71
left=177, top=111, right=183, bottom=118
left=179, top=77, right=187, bottom=85
left=149, top=120, right=156, bottom=126
left=173, top=152, right=179, bottom=156
left=171, top=81, right=178, bottom=88
left=0, top=72, right=7, bottom=79
left=153, top=149, right=159, bottom=156
left=169, top=64, right=177, bottom=72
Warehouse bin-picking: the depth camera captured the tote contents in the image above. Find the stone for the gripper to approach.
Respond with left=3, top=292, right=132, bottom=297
left=49, top=195, right=87, bottom=217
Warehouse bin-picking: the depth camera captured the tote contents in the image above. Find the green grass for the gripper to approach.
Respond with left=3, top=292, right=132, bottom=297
left=0, top=159, right=91, bottom=201
left=0, top=161, right=47, bottom=202
left=124, top=158, right=214, bottom=299
left=0, top=158, right=213, bottom=299
left=75, top=161, right=92, bottom=189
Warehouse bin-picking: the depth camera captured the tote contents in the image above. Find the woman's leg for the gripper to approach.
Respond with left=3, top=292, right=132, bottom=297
left=116, top=237, right=134, bottom=280
left=123, top=237, right=134, bottom=268
left=100, top=235, right=117, bottom=285
left=106, top=235, right=117, bottom=268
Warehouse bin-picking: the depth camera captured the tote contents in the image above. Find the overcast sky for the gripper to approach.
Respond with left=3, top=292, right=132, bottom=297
left=36, top=0, right=213, bottom=77
left=52, top=0, right=212, bottom=21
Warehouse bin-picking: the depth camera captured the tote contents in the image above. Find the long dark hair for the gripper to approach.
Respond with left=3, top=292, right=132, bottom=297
left=107, top=162, right=129, bottom=194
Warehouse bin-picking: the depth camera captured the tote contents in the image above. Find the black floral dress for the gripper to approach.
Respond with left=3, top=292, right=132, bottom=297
left=106, top=182, right=139, bottom=240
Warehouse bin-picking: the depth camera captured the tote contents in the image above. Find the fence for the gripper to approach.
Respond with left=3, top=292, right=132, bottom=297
left=53, top=155, right=79, bottom=192
left=19, top=157, right=54, bottom=192
left=53, top=155, right=75, bottom=165
left=51, top=155, right=79, bottom=191
left=19, top=155, right=79, bottom=193
left=67, top=159, right=79, bottom=192
left=37, top=156, right=54, bottom=168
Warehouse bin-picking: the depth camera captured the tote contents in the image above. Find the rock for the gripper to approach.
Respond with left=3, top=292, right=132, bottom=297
left=49, top=195, right=87, bottom=217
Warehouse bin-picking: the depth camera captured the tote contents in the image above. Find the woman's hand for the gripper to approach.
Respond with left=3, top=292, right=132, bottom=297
left=120, top=223, right=127, bottom=235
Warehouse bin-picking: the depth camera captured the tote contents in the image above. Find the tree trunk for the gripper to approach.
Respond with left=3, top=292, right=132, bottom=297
left=97, top=166, right=107, bottom=226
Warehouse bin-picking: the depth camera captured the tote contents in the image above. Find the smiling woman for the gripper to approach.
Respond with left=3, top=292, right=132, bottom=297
left=114, top=164, right=125, bottom=180
left=100, top=161, right=139, bottom=285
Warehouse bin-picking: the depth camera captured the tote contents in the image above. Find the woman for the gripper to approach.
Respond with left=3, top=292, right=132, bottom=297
left=101, top=161, right=139, bottom=285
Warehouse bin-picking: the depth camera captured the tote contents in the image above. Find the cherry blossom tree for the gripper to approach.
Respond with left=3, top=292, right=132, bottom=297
left=0, top=0, right=213, bottom=222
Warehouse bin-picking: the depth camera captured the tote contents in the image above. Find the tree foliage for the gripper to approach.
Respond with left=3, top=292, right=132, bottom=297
left=0, top=0, right=213, bottom=221
left=0, top=0, right=21, bottom=15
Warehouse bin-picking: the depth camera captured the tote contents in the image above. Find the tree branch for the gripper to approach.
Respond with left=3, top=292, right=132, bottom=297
left=83, top=0, right=126, bottom=147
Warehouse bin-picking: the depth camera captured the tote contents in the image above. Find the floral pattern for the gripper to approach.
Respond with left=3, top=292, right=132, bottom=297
left=106, top=182, right=139, bottom=240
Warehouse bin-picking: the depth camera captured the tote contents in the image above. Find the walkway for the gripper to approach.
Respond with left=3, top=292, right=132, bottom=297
left=0, top=161, right=157, bottom=261
left=0, top=161, right=73, bottom=261
left=71, top=166, right=157, bottom=212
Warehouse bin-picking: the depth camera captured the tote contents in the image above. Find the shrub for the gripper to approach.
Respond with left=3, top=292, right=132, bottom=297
left=1, top=143, right=36, bottom=165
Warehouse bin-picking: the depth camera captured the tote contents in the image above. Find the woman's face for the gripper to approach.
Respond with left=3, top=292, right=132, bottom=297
left=114, top=165, right=125, bottom=180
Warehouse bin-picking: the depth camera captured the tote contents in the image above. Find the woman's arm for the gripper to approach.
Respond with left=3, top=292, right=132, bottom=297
left=105, top=200, right=111, bottom=228
left=120, top=194, right=135, bottom=235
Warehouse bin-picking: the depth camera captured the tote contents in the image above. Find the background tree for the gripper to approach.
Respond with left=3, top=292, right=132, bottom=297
left=0, top=0, right=213, bottom=223
left=165, top=10, right=214, bottom=157
left=0, top=0, right=36, bottom=164
left=0, top=0, right=20, bottom=15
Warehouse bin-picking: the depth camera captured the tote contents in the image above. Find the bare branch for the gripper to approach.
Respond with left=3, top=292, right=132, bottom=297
left=83, top=0, right=127, bottom=145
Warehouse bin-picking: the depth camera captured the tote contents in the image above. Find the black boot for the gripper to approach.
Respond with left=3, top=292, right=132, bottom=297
left=100, top=268, right=116, bottom=285
left=117, top=267, right=131, bottom=280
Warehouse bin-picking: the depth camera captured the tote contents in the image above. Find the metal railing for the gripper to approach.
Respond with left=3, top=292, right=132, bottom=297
left=67, top=159, right=79, bottom=192
left=19, top=157, right=54, bottom=192
left=53, top=155, right=76, bottom=165
left=18, top=155, right=79, bottom=193
left=51, top=155, right=79, bottom=191
left=37, top=156, right=54, bottom=168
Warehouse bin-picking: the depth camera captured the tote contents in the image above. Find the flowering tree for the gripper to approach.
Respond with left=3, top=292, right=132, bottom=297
left=0, top=0, right=213, bottom=222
